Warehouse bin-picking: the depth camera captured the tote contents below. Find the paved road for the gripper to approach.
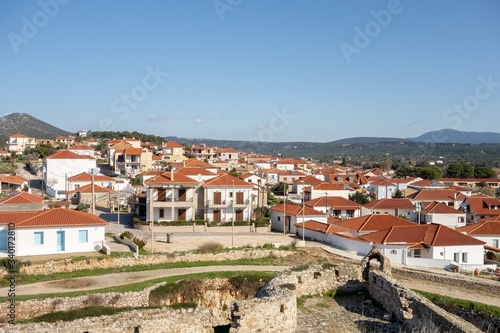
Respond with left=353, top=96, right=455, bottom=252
left=1, top=266, right=289, bottom=296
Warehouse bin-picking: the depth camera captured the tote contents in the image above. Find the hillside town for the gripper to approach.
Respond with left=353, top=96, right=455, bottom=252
left=1, top=131, right=500, bottom=276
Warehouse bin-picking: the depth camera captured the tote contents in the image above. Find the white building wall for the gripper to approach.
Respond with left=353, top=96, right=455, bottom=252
left=430, top=245, right=484, bottom=266
left=472, top=235, right=500, bottom=248
left=44, top=158, right=96, bottom=198
left=0, top=226, right=105, bottom=257
left=422, top=213, right=466, bottom=228
left=325, top=233, right=373, bottom=256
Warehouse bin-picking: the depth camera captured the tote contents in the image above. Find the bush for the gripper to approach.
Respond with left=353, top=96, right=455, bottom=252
left=197, top=242, right=224, bottom=253
left=486, top=251, right=497, bottom=261
left=262, top=243, right=275, bottom=249
left=132, top=237, right=147, bottom=249
left=74, top=203, right=88, bottom=212
left=119, top=231, right=134, bottom=240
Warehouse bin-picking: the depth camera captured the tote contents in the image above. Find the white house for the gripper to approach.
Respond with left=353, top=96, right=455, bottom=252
left=305, top=183, right=352, bottom=200
left=0, top=209, right=107, bottom=257
left=362, top=198, right=418, bottom=221
left=44, top=150, right=97, bottom=199
left=270, top=202, right=327, bottom=234
left=6, top=133, right=36, bottom=153
left=367, top=179, right=398, bottom=200
left=305, top=195, right=361, bottom=219
left=359, top=224, right=486, bottom=270
left=420, top=201, right=466, bottom=229
left=203, top=174, right=254, bottom=223
left=145, top=171, right=200, bottom=222
left=458, top=221, right=500, bottom=250
left=216, top=148, right=239, bottom=164
left=68, top=144, right=96, bottom=157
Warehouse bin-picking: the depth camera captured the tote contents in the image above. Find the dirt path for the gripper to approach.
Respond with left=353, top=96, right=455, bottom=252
left=394, top=273, right=500, bottom=307
left=2, top=266, right=288, bottom=296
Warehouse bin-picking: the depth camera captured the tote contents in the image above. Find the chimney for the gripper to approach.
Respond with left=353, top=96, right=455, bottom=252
left=171, top=168, right=174, bottom=181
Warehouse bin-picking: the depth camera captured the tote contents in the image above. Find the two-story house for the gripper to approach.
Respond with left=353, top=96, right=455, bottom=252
left=6, top=133, right=36, bottom=153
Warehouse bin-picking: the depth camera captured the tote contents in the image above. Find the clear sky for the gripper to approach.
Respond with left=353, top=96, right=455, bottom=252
left=1, top=0, right=499, bottom=143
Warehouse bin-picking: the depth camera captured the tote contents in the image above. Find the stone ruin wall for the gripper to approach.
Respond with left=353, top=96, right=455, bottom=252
left=1, top=254, right=495, bottom=333
left=367, top=270, right=482, bottom=333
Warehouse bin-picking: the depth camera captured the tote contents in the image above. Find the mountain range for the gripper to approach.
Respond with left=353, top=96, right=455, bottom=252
left=0, top=113, right=71, bottom=141
left=2, top=112, right=500, bottom=147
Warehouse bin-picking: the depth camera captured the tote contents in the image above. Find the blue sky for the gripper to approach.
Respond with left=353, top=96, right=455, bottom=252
left=1, top=0, right=499, bottom=142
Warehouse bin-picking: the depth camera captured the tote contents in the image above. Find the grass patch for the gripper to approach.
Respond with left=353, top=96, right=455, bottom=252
left=315, top=302, right=330, bottom=308
left=167, top=302, right=197, bottom=310
left=0, top=257, right=281, bottom=289
left=414, top=289, right=500, bottom=318
left=297, top=294, right=314, bottom=309
left=290, top=264, right=309, bottom=272
left=1, top=271, right=276, bottom=303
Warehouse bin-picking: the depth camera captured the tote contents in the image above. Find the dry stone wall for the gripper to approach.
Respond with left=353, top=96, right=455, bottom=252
left=367, top=270, right=482, bottom=333
left=4, top=283, right=166, bottom=321
left=0, top=307, right=214, bottom=333
left=17, top=249, right=291, bottom=276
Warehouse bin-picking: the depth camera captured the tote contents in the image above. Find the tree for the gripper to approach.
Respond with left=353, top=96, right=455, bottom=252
left=382, top=157, right=392, bottom=171
left=396, top=165, right=413, bottom=178
left=462, top=164, right=474, bottom=178
left=393, top=189, right=404, bottom=198
left=229, top=168, right=240, bottom=178
left=474, top=165, right=496, bottom=178
left=349, top=191, right=369, bottom=205
left=446, top=163, right=463, bottom=178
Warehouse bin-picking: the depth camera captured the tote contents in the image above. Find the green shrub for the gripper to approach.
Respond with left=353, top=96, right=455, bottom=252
left=132, top=237, right=147, bottom=249
left=74, top=203, right=88, bottom=212
left=290, top=264, right=309, bottom=272
left=167, top=302, right=197, bottom=310
left=262, top=243, right=275, bottom=249
left=119, top=231, right=133, bottom=240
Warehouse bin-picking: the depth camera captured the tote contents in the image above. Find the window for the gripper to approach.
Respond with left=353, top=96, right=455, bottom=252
left=453, top=252, right=460, bottom=262
left=78, top=230, right=88, bottom=243
left=462, top=252, right=468, bottom=263
left=34, top=231, right=44, bottom=245
left=413, top=249, right=421, bottom=258
left=277, top=216, right=281, bottom=221
left=440, top=252, right=444, bottom=257
left=493, top=239, right=499, bottom=248
left=0, top=230, right=7, bottom=250
left=159, top=208, right=164, bottom=218
left=390, top=249, right=397, bottom=255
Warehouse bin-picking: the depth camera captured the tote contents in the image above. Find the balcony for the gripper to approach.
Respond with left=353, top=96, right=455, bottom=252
left=206, top=200, right=229, bottom=208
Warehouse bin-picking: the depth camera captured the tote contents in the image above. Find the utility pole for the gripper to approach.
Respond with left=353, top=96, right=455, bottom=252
left=91, top=170, right=95, bottom=214
left=283, top=184, right=287, bottom=235
left=231, top=179, right=235, bottom=248
left=149, top=184, right=154, bottom=253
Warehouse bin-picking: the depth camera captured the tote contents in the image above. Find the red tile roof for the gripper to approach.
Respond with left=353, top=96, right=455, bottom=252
left=176, top=167, right=217, bottom=176
left=293, top=175, right=322, bottom=186
left=184, top=159, right=217, bottom=169
left=204, top=174, right=253, bottom=187
left=305, top=196, right=361, bottom=210
left=164, top=141, right=185, bottom=148
left=0, top=192, right=44, bottom=204
left=46, top=150, right=95, bottom=160
left=270, top=202, right=325, bottom=216
left=10, top=133, right=28, bottom=138
left=334, top=214, right=414, bottom=232
left=68, top=144, right=93, bottom=150
left=311, top=183, right=348, bottom=191
left=463, top=196, right=500, bottom=215
left=407, top=189, right=466, bottom=201
left=0, top=175, right=28, bottom=185
left=364, top=198, right=415, bottom=210
left=0, top=209, right=108, bottom=228
left=145, top=172, right=199, bottom=186
left=360, top=224, right=485, bottom=246
left=458, top=221, right=500, bottom=235
left=69, top=184, right=115, bottom=194
left=421, top=201, right=463, bottom=215
left=67, top=172, right=114, bottom=182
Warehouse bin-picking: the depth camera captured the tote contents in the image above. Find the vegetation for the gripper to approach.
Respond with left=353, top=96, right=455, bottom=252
left=446, top=163, right=497, bottom=178
left=196, top=242, right=224, bottom=253
left=90, top=131, right=165, bottom=146
left=414, top=289, right=500, bottom=318
left=0, top=257, right=283, bottom=289
left=349, top=191, right=369, bottom=204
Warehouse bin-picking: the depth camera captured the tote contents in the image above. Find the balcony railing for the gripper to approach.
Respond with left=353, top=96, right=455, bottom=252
left=206, top=200, right=228, bottom=207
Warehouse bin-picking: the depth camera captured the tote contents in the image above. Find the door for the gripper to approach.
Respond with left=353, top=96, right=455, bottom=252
left=178, top=189, right=187, bottom=202
left=213, top=210, right=221, bottom=222
left=213, top=192, right=222, bottom=205
left=236, top=210, right=243, bottom=221
left=236, top=192, right=244, bottom=205
left=57, top=231, right=65, bottom=251
left=178, top=209, right=186, bottom=221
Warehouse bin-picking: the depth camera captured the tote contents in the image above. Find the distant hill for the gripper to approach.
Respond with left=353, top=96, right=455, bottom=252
left=408, top=129, right=500, bottom=144
left=328, top=137, right=405, bottom=144
left=0, top=113, right=72, bottom=142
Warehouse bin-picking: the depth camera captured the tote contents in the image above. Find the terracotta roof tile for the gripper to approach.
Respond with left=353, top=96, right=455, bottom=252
left=0, top=209, right=108, bottom=228
left=334, top=214, right=414, bottom=232
left=364, top=198, right=415, bottom=210
left=204, top=174, right=253, bottom=187
left=0, top=192, right=44, bottom=204
left=46, top=150, right=95, bottom=160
